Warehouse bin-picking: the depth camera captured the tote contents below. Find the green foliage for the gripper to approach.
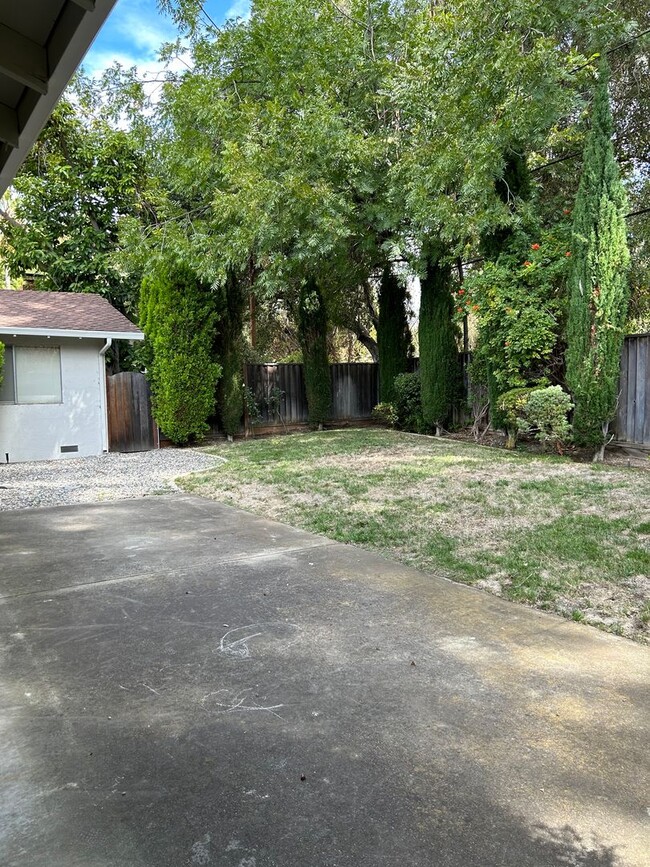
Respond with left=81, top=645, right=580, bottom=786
left=242, top=384, right=262, bottom=428
left=298, top=279, right=331, bottom=427
left=566, top=60, right=631, bottom=455
left=419, top=244, right=460, bottom=433
left=393, top=372, right=424, bottom=433
left=377, top=266, right=411, bottom=403
left=498, top=387, right=540, bottom=448
left=519, top=386, right=574, bottom=450
left=3, top=95, right=145, bottom=315
left=140, top=260, right=221, bottom=444
left=372, top=402, right=398, bottom=428
left=499, top=385, right=573, bottom=450
left=499, top=388, right=538, bottom=430
left=463, top=223, right=571, bottom=395
left=215, top=269, right=246, bottom=436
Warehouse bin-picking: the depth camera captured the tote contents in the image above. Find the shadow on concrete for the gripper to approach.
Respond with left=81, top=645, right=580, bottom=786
left=1, top=497, right=646, bottom=866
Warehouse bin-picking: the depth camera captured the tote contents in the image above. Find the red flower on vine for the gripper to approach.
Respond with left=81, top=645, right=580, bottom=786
left=458, top=288, right=465, bottom=296
left=524, top=261, right=532, bottom=267
left=565, top=251, right=571, bottom=257
left=531, top=243, right=540, bottom=251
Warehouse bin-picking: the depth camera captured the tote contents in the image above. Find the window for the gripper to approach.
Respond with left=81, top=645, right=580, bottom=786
left=0, top=346, right=62, bottom=404
left=0, top=345, right=15, bottom=402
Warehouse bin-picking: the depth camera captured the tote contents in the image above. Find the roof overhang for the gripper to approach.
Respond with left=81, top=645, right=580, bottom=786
left=0, top=327, right=144, bottom=340
left=0, top=0, right=119, bottom=197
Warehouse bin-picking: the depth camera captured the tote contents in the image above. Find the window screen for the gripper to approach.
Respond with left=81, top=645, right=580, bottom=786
left=0, top=345, right=15, bottom=402
left=15, top=347, right=62, bottom=404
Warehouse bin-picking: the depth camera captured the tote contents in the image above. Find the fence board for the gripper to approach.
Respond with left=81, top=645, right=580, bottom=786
left=617, top=334, right=650, bottom=446
left=107, top=372, right=156, bottom=453
left=617, top=339, right=629, bottom=442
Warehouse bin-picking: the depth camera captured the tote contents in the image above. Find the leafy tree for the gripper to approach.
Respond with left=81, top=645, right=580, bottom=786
left=377, top=266, right=411, bottom=403
left=419, top=243, right=461, bottom=434
left=1, top=95, right=145, bottom=315
left=298, top=279, right=331, bottom=428
left=565, top=60, right=631, bottom=460
left=140, top=260, right=221, bottom=443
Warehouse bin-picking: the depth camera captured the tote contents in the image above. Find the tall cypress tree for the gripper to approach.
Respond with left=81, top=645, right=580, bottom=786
left=377, top=265, right=411, bottom=404
left=298, top=278, right=331, bottom=429
left=419, top=242, right=460, bottom=435
left=215, top=268, right=246, bottom=439
left=565, top=59, right=631, bottom=461
left=140, top=261, right=221, bottom=444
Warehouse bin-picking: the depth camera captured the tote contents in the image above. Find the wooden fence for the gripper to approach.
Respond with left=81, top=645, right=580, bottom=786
left=616, top=333, right=650, bottom=446
left=243, top=356, right=473, bottom=431
left=244, top=362, right=379, bottom=428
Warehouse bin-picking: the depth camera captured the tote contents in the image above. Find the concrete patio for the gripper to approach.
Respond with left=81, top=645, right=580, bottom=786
left=0, top=495, right=648, bottom=866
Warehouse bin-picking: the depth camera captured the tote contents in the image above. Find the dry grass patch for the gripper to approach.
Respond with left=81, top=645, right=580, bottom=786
left=178, top=429, right=650, bottom=642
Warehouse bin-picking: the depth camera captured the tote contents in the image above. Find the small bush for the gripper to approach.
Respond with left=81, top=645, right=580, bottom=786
left=498, top=387, right=537, bottom=448
left=499, top=385, right=573, bottom=451
left=372, top=402, right=398, bottom=427
left=519, top=386, right=573, bottom=451
left=394, top=372, right=425, bottom=433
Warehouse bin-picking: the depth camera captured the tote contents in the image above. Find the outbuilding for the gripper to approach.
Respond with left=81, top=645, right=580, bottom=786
left=0, top=289, right=143, bottom=462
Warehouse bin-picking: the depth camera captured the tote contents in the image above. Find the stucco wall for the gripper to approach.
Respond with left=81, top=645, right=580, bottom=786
left=0, top=336, right=107, bottom=462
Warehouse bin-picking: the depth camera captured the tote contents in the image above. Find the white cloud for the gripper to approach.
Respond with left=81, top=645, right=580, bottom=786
left=225, top=0, right=251, bottom=22
left=84, top=0, right=182, bottom=78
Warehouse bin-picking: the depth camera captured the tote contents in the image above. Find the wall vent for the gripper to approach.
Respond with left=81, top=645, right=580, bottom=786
left=60, top=445, right=79, bottom=454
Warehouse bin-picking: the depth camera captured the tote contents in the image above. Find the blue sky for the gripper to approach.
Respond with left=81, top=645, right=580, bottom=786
left=84, top=0, right=251, bottom=79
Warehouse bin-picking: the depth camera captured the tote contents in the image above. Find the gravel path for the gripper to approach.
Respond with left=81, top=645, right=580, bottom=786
left=0, top=449, right=221, bottom=511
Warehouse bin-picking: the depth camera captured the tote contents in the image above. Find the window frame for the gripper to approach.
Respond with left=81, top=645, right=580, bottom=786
left=0, top=344, right=63, bottom=405
left=0, top=344, right=16, bottom=403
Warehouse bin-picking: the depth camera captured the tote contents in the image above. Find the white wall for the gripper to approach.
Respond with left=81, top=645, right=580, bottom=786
left=0, top=336, right=107, bottom=462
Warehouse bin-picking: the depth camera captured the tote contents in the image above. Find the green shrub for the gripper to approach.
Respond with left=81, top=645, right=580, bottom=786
left=419, top=244, right=460, bottom=434
left=499, top=385, right=573, bottom=451
left=372, top=402, right=398, bottom=427
left=394, top=372, right=425, bottom=433
left=140, top=261, right=221, bottom=444
left=518, top=386, right=573, bottom=451
left=498, top=387, right=540, bottom=449
left=243, top=384, right=261, bottom=429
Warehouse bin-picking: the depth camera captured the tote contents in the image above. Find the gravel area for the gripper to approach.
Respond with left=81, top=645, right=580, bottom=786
left=0, top=449, right=221, bottom=511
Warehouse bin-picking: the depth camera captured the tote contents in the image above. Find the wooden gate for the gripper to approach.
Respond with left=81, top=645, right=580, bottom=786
left=107, top=371, right=158, bottom=453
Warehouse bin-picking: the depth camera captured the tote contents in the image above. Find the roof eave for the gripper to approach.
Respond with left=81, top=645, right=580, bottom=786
left=0, top=0, right=120, bottom=198
left=0, top=326, right=144, bottom=340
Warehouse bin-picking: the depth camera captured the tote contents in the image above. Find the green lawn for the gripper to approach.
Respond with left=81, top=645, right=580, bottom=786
left=177, top=429, right=650, bottom=642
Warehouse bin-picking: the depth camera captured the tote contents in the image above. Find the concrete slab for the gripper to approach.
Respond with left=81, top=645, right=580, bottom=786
left=0, top=495, right=648, bottom=867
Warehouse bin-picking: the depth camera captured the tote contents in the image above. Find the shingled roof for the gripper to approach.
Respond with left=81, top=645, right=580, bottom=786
left=0, top=290, right=143, bottom=339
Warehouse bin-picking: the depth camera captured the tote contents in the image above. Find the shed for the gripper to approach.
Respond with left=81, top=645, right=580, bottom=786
left=0, top=289, right=143, bottom=462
